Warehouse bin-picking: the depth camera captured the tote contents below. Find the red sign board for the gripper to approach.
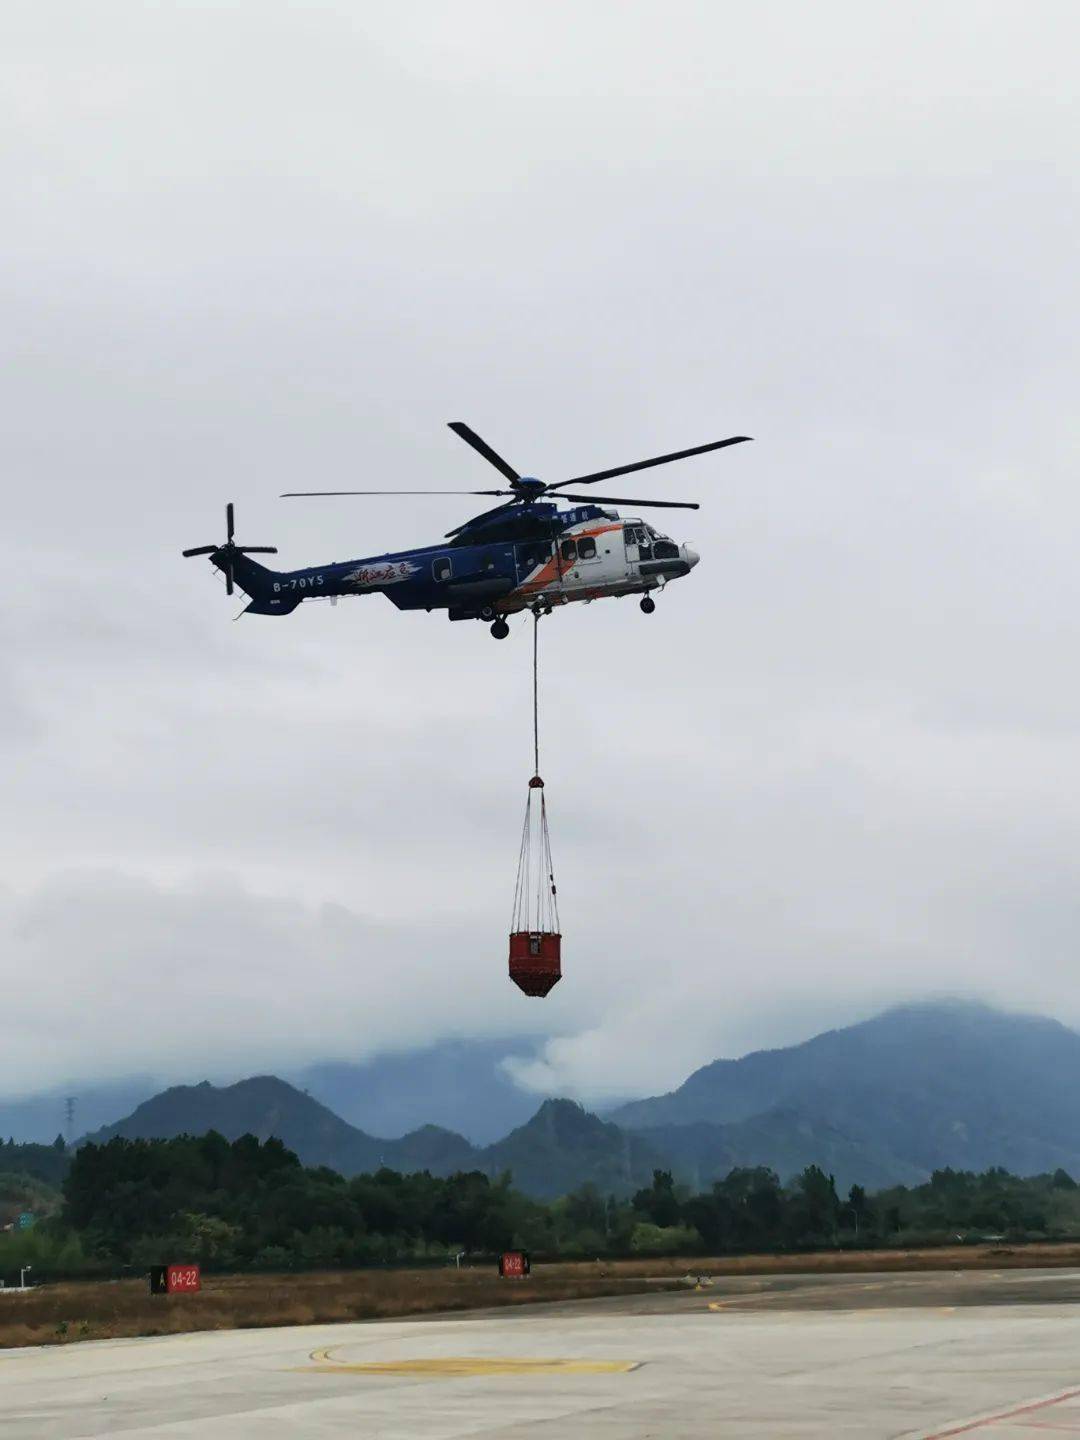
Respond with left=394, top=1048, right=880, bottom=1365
left=499, top=1250, right=529, bottom=1278
left=166, top=1264, right=201, bottom=1293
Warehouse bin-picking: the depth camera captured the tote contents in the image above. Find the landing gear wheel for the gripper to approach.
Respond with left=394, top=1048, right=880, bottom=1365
left=490, top=619, right=510, bottom=639
left=640, top=595, right=656, bottom=614
left=479, top=604, right=497, bottom=622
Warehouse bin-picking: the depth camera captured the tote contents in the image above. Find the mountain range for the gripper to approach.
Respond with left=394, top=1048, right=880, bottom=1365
left=81, top=1079, right=664, bottom=1198
left=294, top=1038, right=543, bottom=1143
left=609, top=999, right=1080, bottom=1178
left=67, top=1000, right=1080, bottom=1196
left=0, top=1038, right=545, bottom=1148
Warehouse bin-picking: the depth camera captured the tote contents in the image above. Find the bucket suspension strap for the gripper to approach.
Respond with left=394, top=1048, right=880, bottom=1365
left=511, top=610, right=560, bottom=935
left=536, top=787, right=559, bottom=933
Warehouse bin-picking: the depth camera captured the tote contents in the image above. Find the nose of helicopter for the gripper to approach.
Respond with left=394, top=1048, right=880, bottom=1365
left=683, top=545, right=700, bottom=569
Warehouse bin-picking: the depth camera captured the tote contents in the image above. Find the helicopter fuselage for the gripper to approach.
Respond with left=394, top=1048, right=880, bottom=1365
left=221, top=503, right=699, bottom=625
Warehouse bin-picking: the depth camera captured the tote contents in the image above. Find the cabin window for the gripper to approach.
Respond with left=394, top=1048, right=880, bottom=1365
left=577, top=536, right=597, bottom=560
left=432, top=557, right=452, bottom=582
left=560, top=539, right=577, bottom=563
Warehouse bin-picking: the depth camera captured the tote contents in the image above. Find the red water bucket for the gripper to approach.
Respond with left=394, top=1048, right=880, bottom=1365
left=509, top=931, right=562, bottom=997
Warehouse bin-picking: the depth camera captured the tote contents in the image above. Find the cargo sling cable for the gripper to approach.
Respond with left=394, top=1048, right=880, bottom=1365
left=509, top=610, right=562, bottom=996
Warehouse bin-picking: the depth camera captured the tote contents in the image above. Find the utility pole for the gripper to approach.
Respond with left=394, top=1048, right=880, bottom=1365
left=842, top=1204, right=862, bottom=1238
left=64, top=1097, right=76, bottom=1147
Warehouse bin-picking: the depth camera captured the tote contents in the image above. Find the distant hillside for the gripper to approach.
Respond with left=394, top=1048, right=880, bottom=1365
left=611, top=1000, right=1080, bottom=1180
left=638, top=1109, right=925, bottom=1194
left=0, top=1039, right=549, bottom=1150
left=81, top=1077, right=474, bottom=1178
left=78, top=1002, right=1080, bottom=1196
left=80, top=1083, right=660, bottom=1199
left=0, top=1078, right=157, bottom=1146
left=483, top=1100, right=667, bottom=1199
left=294, top=1038, right=545, bottom=1145
left=78, top=1079, right=914, bottom=1195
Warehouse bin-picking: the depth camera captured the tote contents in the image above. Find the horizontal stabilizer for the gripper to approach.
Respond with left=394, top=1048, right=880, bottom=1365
left=244, top=594, right=302, bottom=616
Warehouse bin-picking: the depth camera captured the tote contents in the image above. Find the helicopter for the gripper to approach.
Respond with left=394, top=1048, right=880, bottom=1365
left=182, top=423, right=751, bottom=638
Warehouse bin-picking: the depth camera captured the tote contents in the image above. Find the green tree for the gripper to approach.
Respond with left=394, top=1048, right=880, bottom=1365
left=632, top=1170, right=681, bottom=1228
left=716, top=1167, right=783, bottom=1248
left=683, top=1189, right=736, bottom=1252
left=788, top=1166, right=839, bottom=1243
left=564, top=1183, right=608, bottom=1235
left=843, top=1183, right=870, bottom=1236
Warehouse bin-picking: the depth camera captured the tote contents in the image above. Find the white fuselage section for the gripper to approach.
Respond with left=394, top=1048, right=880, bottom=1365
left=499, top=515, right=699, bottom=614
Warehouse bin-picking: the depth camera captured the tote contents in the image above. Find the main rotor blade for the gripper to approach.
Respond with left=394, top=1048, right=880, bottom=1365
left=447, top=422, right=521, bottom=483
left=555, top=494, right=700, bottom=510
left=182, top=545, right=218, bottom=557
left=280, top=489, right=510, bottom=497
left=226, top=502, right=235, bottom=543
left=552, top=435, right=752, bottom=489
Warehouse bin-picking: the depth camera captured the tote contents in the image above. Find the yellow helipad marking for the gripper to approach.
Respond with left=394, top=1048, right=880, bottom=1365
left=297, top=1352, right=638, bottom=1378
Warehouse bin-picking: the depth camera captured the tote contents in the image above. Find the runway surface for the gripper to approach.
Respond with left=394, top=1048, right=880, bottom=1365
left=6, top=1267, right=1080, bottom=1437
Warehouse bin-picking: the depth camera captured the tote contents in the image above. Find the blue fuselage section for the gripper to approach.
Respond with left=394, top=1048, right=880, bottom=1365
left=217, top=502, right=697, bottom=620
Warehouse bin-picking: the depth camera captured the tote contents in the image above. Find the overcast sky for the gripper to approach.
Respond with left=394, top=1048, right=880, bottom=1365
left=3, top=1, right=1080, bottom=1106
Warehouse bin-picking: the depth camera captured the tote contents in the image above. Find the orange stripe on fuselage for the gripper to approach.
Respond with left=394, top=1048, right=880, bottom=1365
left=510, top=522, right=622, bottom=601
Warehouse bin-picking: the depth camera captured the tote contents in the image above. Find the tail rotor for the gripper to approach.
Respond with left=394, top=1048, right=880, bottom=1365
left=182, top=503, right=277, bottom=595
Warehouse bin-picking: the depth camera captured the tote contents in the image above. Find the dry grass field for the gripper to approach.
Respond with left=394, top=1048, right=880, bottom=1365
left=546, top=1241, right=1080, bottom=1279
left=3, top=1243, right=1079, bottom=1350
left=0, top=1264, right=684, bottom=1350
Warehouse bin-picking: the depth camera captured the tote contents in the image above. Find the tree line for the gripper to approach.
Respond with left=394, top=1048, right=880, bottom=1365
left=0, top=1136, right=69, bottom=1189
left=3, top=1131, right=1080, bottom=1278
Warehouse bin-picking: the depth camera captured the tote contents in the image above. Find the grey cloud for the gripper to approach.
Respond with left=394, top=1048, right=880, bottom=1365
left=1, top=869, right=562, bottom=1098
left=3, top=1, right=1080, bottom=1101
